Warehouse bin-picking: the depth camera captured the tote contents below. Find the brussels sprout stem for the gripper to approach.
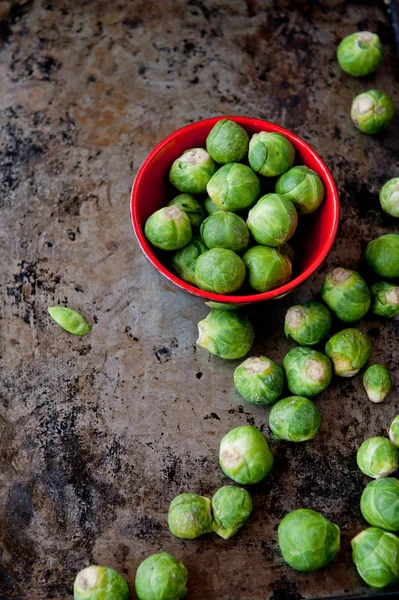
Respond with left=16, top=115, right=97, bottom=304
left=165, top=206, right=183, bottom=220
left=330, top=267, right=351, bottom=284
left=357, top=32, right=374, bottom=45
left=221, top=445, right=242, bottom=469
left=354, top=96, right=373, bottom=114
left=306, top=359, right=326, bottom=381
left=246, top=358, right=271, bottom=373
left=184, top=148, right=209, bottom=164
left=386, top=288, right=399, bottom=304
left=75, top=567, right=98, bottom=592
left=285, top=307, right=304, bottom=328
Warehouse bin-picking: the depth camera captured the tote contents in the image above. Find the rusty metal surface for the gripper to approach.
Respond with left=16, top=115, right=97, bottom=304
left=0, top=1, right=399, bottom=599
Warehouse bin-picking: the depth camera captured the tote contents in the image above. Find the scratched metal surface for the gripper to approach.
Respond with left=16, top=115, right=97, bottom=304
left=0, top=1, right=399, bottom=599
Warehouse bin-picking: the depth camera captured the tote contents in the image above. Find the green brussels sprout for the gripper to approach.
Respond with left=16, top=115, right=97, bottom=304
left=168, top=493, right=213, bottom=539
left=200, top=212, right=249, bottom=253
left=197, top=310, right=254, bottom=360
left=275, top=166, right=325, bottom=215
left=277, top=242, right=298, bottom=265
left=380, top=178, right=399, bottom=218
left=204, top=195, right=223, bottom=215
left=243, top=246, right=292, bottom=293
left=363, top=364, right=392, bottom=403
left=370, top=282, right=399, bottom=318
left=357, top=437, right=399, bottom=479
left=321, top=267, right=371, bottom=322
left=168, top=194, right=205, bottom=229
left=169, top=148, right=216, bottom=194
left=269, top=396, right=321, bottom=442
left=283, top=347, right=332, bottom=397
left=278, top=509, right=340, bottom=572
left=284, top=301, right=332, bottom=346
left=219, top=425, right=273, bottom=484
left=206, top=119, right=249, bottom=164
left=73, top=565, right=129, bottom=600
left=194, top=248, right=245, bottom=294
left=352, top=528, right=399, bottom=589
left=247, top=194, right=298, bottom=247
left=351, top=90, right=395, bottom=135
left=366, top=234, right=399, bottom=279
left=248, top=132, right=295, bottom=177
left=337, top=31, right=383, bottom=77
left=135, top=552, right=188, bottom=600
left=325, top=328, right=372, bottom=377
left=360, top=478, right=399, bottom=531
left=171, top=237, right=208, bottom=285
left=233, top=356, right=284, bottom=406
left=389, top=416, right=399, bottom=448
left=211, top=485, right=253, bottom=539
left=207, top=163, right=260, bottom=212
left=145, top=206, right=192, bottom=251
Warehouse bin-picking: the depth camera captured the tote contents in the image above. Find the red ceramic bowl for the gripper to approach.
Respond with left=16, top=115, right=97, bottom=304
left=131, top=116, right=339, bottom=306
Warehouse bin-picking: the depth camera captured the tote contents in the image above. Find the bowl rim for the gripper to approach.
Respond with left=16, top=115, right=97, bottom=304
left=131, top=116, right=340, bottom=304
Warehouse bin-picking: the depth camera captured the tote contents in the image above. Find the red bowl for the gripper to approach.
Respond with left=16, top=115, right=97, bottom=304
left=131, top=116, right=339, bottom=306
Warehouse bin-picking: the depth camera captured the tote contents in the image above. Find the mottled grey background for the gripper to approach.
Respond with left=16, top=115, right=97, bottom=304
left=0, top=1, right=399, bottom=599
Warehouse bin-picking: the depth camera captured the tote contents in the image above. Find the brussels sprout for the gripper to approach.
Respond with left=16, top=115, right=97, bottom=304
left=389, top=416, right=399, bottom=448
left=204, top=300, right=240, bottom=311
left=243, top=246, right=292, bottom=293
left=352, top=528, right=399, bottom=589
left=325, top=328, right=371, bottom=377
left=284, top=301, right=332, bottom=346
left=370, top=282, right=399, bottom=318
left=234, top=356, right=284, bottom=406
left=207, top=163, right=260, bottom=212
left=363, top=364, right=392, bottom=403
left=247, top=194, right=298, bottom=247
left=135, top=552, right=188, bottom=600
left=168, top=493, right=213, bottom=539
left=73, top=565, right=129, bottom=600
left=351, top=90, right=395, bottom=135
left=204, top=195, right=223, bottom=215
left=194, top=248, right=245, bottom=294
left=380, top=178, right=399, bottom=218
left=365, top=234, right=399, bottom=279
left=211, top=485, right=253, bottom=539
left=357, top=437, right=399, bottom=479
left=277, top=242, right=298, bottom=265
left=278, top=509, right=340, bottom=572
left=269, top=396, right=320, bottom=442
left=219, top=425, right=273, bottom=484
left=206, top=119, right=249, bottom=164
left=168, top=194, right=205, bottom=229
left=337, top=31, right=383, bottom=77
left=169, top=148, right=216, bottom=194
left=275, top=166, right=325, bottom=215
left=145, top=206, right=192, bottom=251
left=200, top=212, right=249, bottom=253
left=197, top=310, right=254, bottom=360
left=321, top=267, right=371, bottom=322
left=283, top=347, right=332, bottom=397
left=171, top=237, right=208, bottom=285
left=360, top=478, right=399, bottom=531
left=248, top=132, right=295, bottom=177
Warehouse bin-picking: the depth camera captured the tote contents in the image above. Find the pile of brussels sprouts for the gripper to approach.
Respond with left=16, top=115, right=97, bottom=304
left=145, top=118, right=326, bottom=296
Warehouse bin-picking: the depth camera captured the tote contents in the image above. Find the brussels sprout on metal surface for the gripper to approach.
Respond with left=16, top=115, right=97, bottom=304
left=337, top=31, right=383, bottom=77
left=234, top=356, right=284, bottom=406
left=219, top=425, right=273, bottom=484
left=389, top=416, right=399, bottom=448
left=357, top=437, right=399, bottom=479
left=243, top=246, right=292, bottom=293
left=321, top=267, right=371, bottom=323
left=204, top=195, right=223, bottom=215
left=351, top=90, right=395, bottom=135
left=169, top=148, right=216, bottom=194
left=351, top=528, right=399, bottom=589
left=200, top=211, right=249, bottom=253
left=269, top=396, right=321, bottom=442
left=360, top=478, right=399, bottom=532
left=366, top=234, right=399, bottom=279
left=247, top=194, right=298, bottom=247
left=206, top=119, right=249, bottom=164
left=145, top=206, right=192, bottom=251
left=248, top=132, right=295, bottom=177
left=278, top=509, right=340, bottom=572
left=284, top=301, right=332, bottom=346
left=168, top=493, right=213, bottom=539
left=380, top=178, right=399, bottom=218
left=197, top=310, right=254, bottom=360
left=73, top=565, right=129, bottom=600
left=211, top=485, right=253, bottom=539
left=171, top=237, right=208, bottom=285
left=207, top=163, right=260, bottom=212
left=283, top=347, right=332, bottom=397
left=135, top=552, right=188, bottom=600
left=363, top=364, right=392, bottom=403
left=194, top=248, right=245, bottom=294
left=168, top=194, right=205, bottom=229
left=275, top=166, right=325, bottom=215
left=370, top=282, right=399, bottom=318
left=325, top=328, right=372, bottom=377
